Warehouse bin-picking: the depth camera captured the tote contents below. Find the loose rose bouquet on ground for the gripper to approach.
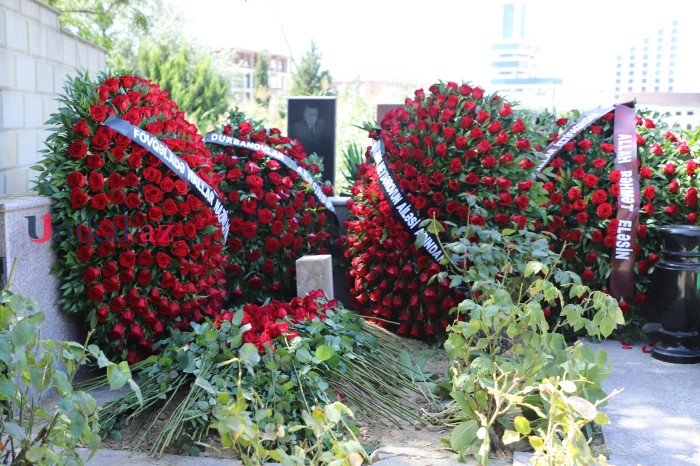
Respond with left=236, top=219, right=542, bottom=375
left=35, top=71, right=227, bottom=362
left=206, top=110, right=339, bottom=307
left=341, top=81, right=550, bottom=338
left=91, top=291, right=428, bottom=461
left=539, top=107, right=700, bottom=328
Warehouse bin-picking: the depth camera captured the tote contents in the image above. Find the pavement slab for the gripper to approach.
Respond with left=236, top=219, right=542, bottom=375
left=594, top=339, right=700, bottom=466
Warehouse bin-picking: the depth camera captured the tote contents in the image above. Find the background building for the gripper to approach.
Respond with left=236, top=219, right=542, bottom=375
left=488, top=1, right=562, bottom=112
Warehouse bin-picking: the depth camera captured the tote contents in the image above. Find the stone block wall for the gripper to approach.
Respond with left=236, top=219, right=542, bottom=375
left=0, top=0, right=105, bottom=194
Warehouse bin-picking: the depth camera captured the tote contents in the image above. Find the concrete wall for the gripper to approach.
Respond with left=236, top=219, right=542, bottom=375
left=0, top=194, right=83, bottom=342
left=0, top=0, right=105, bottom=194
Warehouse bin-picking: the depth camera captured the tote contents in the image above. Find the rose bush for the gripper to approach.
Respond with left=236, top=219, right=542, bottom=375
left=341, top=81, right=551, bottom=338
left=206, top=110, right=339, bottom=307
left=35, top=71, right=227, bottom=362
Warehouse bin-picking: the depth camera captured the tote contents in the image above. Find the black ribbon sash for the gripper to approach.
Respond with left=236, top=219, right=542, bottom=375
left=535, top=103, right=638, bottom=300
left=204, top=132, right=336, bottom=214
left=103, top=116, right=230, bottom=241
left=370, top=139, right=446, bottom=265
left=610, top=103, right=639, bottom=300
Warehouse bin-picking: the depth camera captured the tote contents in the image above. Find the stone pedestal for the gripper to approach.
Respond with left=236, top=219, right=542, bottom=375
left=0, top=194, right=82, bottom=343
left=296, top=254, right=334, bottom=300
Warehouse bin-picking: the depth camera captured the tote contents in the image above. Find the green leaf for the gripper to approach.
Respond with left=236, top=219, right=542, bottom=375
left=176, top=350, right=196, bottom=373
left=11, top=317, right=36, bottom=346
left=296, top=347, right=312, bottom=364
left=239, top=343, right=260, bottom=367
left=232, top=308, right=244, bottom=326
left=593, top=411, right=610, bottom=425
left=195, top=376, right=216, bottom=395
left=529, top=435, right=544, bottom=450
left=568, top=396, right=597, bottom=420
left=514, top=415, right=531, bottom=435
left=450, top=420, right=479, bottom=453
left=502, top=429, right=521, bottom=445
left=107, top=361, right=131, bottom=390
left=315, top=345, right=335, bottom=362
left=524, top=261, right=543, bottom=278
left=559, top=380, right=577, bottom=394
left=3, top=422, right=27, bottom=441
left=69, top=409, right=87, bottom=439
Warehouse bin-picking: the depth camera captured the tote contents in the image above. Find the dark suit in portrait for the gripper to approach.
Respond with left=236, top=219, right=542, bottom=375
left=288, top=100, right=336, bottom=185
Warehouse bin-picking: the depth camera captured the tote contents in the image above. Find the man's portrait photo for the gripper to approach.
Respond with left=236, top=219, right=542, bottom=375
left=288, top=97, right=336, bottom=186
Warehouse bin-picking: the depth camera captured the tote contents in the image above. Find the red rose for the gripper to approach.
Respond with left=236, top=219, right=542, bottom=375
left=143, top=185, right=163, bottom=204
left=591, top=190, right=607, bottom=204
left=90, top=132, right=111, bottom=151
left=70, top=188, right=89, bottom=209
left=87, top=284, right=105, bottom=302
left=172, top=240, right=189, bottom=257
left=665, top=205, right=679, bottom=216
left=576, top=212, right=589, bottom=225
left=82, top=267, right=100, bottom=284
left=549, top=193, right=562, bottom=205
left=583, top=174, right=598, bottom=188
left=476, top=140, right=492, bottom=153
left=137, top=269, right=152, bottom=286
left=88, top=171, right=105, bottom=192
left=577, top=140, right=593, bottom=151
left=67, top=172, right=86, bottom=187
left=596, top=203, right=613, bottom=219
left=72, top=120, right=90, bottom=137
left=609, top=170, right=621, bottom=182
left=685, top=188, right=698, bottom=206
left=688, top=212, right=699, bottom=223
left=515, top=139, right=530, bottom=150
left=514, top=195, right=529, bottom=210
left=449, top=158, right=461, bottom=172
left=639, top=167, right=652, bottom=179
left=124, top=193, right=142, bottom=209
left=101, top=261, right=118, bottom=277
left=581, top=269, right=594, bottom=281
left=89, top=104, right=110, bottom=123
left=155, top=252, right=171, bottom=269
left=109, top=323, right=125, bottom=340
left=68, top=140, right=88, bottom=159
left=119, top=250, right=136, bottom=268
left=585, top=252, right=597, bottom=263
left=567, top=188, right=582, bottom=201
left=86, top=154, right=104, bottom=169
left=668, top=179, right=679, bottom=193
left=517, top=180, right=532, bottom=191
left=91, top=193, right=109, bottom=210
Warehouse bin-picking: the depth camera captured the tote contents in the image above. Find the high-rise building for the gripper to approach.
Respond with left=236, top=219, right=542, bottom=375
left=614, top=20, right=681, bottom=98
left=615, top=18, right=700, bottom=128
left=489, top=1, right=562, bottom=111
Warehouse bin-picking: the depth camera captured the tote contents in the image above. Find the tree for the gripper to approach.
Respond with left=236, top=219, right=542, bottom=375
left=135, top=42, right=231, bottom=131
left=289, top=40, right=335, bottom=96
left=254, top=53, right=270, bottom=106
left=43, top=0, right=159, bottom=53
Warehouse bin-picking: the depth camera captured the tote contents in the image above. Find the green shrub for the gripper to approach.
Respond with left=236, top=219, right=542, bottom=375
left=0, top=265, right=140, bottom=465
left=431, top=225, right=624, bottom=465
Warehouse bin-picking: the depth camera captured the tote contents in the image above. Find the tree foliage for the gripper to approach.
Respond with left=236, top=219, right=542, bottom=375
left=135, top=42, right=231, bottom=131
left=254, top=52, right=270, bottom=106
left=43, top=0, right=158, bottom=52
left=290, top=40, right=335, bottom=96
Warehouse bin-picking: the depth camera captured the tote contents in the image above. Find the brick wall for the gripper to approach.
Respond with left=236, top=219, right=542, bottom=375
left=0, top=0, right=105, bottom=194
